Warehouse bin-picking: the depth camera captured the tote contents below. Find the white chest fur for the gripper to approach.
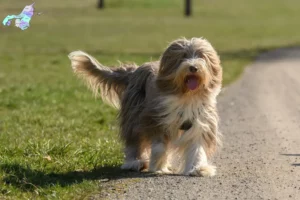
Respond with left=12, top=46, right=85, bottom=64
left=157, top=95, right=216, bottom=144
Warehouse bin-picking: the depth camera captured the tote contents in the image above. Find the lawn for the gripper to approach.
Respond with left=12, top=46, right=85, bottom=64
left=0, top=0, right=300, bottom=199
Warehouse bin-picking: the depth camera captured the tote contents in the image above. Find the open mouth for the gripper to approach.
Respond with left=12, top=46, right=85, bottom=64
left=184, top=75, right=200, bottom=90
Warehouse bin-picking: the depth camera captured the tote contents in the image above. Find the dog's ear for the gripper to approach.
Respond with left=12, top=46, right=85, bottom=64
left=159, top=38, right=189, bottom=76
left=205, top=50, right=222, bottom=90
left=192, top=38, right=222, bottom=90
left=203, top=51, right=222, bottom=89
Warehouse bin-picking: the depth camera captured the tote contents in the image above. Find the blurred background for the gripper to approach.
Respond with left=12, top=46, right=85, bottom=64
left=0, top=0, right=299, bottom=199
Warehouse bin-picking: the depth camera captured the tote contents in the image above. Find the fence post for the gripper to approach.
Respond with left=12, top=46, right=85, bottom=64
left=98, top=0, right=104, bottom=9
left=185, top=0, right=192, bottom=16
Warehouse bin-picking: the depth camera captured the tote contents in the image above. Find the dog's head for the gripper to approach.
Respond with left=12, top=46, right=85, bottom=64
left=157, top=38, right=222, bottom=97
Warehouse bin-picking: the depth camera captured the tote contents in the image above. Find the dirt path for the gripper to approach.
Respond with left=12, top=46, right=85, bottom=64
left=99, top=48, right=300, bottom=200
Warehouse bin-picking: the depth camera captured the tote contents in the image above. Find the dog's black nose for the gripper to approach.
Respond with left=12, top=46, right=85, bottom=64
left=189, top=66, right=198, bottom=73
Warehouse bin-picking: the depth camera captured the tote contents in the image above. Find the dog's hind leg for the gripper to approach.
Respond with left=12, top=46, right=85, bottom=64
left=139, top=140, right=150, bottom=171
left=121, top=145, right=144, bottom=171
left=121, top=140, right=150, bottom=172
left=182, top=143, right=216, bottom=177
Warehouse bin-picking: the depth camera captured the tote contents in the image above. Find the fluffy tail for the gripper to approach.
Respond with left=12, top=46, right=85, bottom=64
left=68, top=51, right=137, bottom=109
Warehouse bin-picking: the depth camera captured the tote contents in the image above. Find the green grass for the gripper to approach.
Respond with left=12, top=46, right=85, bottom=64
left=1, top=0, right=300, bottom=199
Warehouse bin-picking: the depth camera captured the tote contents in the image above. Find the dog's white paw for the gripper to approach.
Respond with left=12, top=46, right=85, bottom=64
left=188, top=165, right=216, bottom=177
left=156, top=168, right=173, bottom=175
left=150, top=165, right=173, bottom=174
left=121, top=160, right=146, bottom=171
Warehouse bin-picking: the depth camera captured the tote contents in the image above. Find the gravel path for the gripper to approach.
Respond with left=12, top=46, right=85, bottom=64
left=99, top=48, right=300, bottom=200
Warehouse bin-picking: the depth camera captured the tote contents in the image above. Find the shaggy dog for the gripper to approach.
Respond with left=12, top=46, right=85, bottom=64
left=68, top=38, right=222, bottom=176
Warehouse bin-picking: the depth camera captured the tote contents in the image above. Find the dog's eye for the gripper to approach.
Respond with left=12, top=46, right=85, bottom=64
left=198, top=52, right=204, bottom=59
left=179, top=120, right=193, bottom=131
left=195, top=50, right=204, bottom=59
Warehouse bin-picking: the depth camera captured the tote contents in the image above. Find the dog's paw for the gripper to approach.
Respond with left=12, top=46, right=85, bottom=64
left=121, top=160, right=146, bottom=172
left=154, top=168, right=173, bottom=175
left=150, top=165, right=173, bottom=175
left=188, top=165, right=216, bottom=177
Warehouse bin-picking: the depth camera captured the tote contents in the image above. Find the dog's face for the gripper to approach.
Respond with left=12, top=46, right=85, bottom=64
left=157, top=38, right=222, bottom=97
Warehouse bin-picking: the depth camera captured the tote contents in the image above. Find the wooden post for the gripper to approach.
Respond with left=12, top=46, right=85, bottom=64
left=98, top=0, right=104, bottom=9
left=185, top=0, right=192, bottom=16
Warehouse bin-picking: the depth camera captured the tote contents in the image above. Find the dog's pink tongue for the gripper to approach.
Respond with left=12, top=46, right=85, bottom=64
left=186, top=77, right=199, bottom=90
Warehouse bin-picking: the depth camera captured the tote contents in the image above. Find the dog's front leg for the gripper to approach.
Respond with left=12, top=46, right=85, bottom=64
left=183, top=143, right=216, bottom=177
left=149, top=136, right=172, bottom=174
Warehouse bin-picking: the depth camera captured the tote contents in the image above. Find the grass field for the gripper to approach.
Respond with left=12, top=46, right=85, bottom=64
left=1, top=0, right=300, bottom=199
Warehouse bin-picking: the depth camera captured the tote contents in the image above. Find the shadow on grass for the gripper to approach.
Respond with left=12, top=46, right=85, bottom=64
left=220, top=45, right=300, bottom=62
left=59, top=45, right=268, bottom=61
left=0, top=163, right=157, bottom=192
left=85, top=44, right=300, bottom=60
left=81, top=47, right=266, bottom=61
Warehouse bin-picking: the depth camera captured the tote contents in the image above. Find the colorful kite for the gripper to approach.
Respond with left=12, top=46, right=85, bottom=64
left=2, top=2, right=39, bottom=30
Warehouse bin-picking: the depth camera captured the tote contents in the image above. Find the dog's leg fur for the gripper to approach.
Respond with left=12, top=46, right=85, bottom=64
left=121, top=139, right=150, bottom=172
left=149, top=136, right=172, bottom=174
left=182, top=142, right=216, bottom=177
left=139, top=140, right=150, bottom=171
left=121, top=145, right=144, bottom=171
